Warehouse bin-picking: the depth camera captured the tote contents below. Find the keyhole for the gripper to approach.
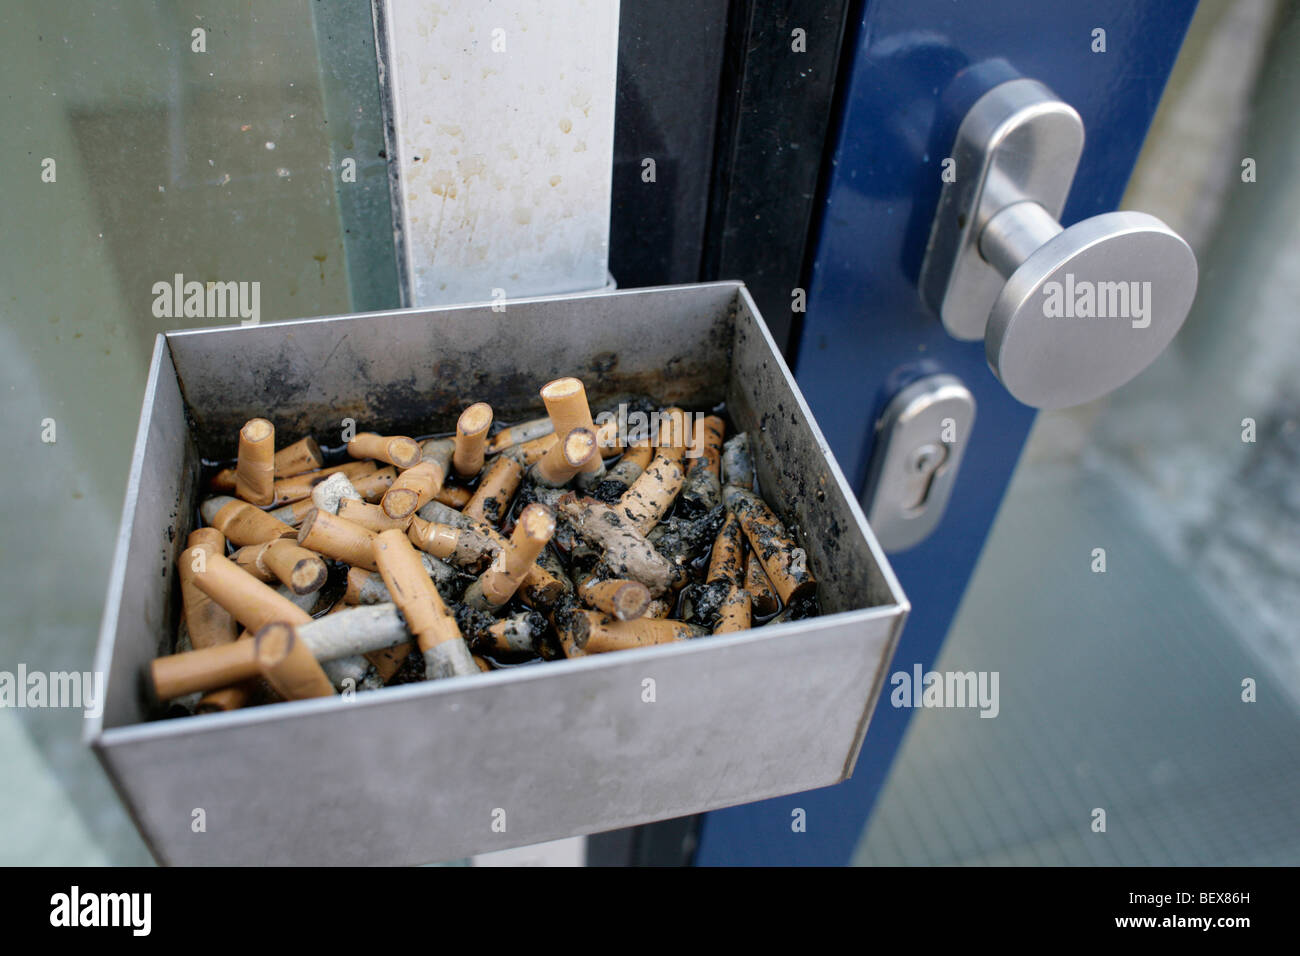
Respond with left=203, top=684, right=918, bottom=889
left=903, top=442, right=947, bottom=510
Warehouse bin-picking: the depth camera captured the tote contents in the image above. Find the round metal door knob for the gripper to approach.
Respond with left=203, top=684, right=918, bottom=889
left=919, top=78, right=1201, bottom=409
left=980, top=205, right=1198, bottom=410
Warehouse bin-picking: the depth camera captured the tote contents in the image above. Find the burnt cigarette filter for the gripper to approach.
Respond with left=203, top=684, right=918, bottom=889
left=273, top=435, right=324, bottom=478
left=724, top=486, right=817, bottom=603
left=435, top=484, right=472, bottom=508
left=706, top=512, right=745, bottom=586
left=462, top=453, right=523, bottom=525
left=721, top=432, right=755, bottom=491
left=254, top=623, right=336, bottom=700
left=558, top=494, right=673, bottom=595
left=655, top=407, right=691, bottom=464
left=540, top=377, right=604, bottom=477
left=260, top=539, right=330, bottom=594
left=179, top=529, right=238, bottom=650
left=533, top=426, right=598, bottom=487
left=513, top=432, right=559, bottom=465
left=453, top=402, right=493, bottom=477
left=680, top=416, right=724, bottom=516
left=338, top=498, right=413, bottom=533
left=556, top=606, right=704, bottom=656
left=618, top=451, right=686, bottom=535
left=745, top=548, right=780, bottom=616
left=273, top=460, right=378, bottom=506
left=298, top=508, right=379, bottom=570
left=487, top=416, right=554, bottom=453
left=457, top=606, right=546, bottom=656
left=713, top=585, right=752, bottom=634
left=347, top=432, right=422, bottom=469
left=382, top=460, right=445, bottom=520
left=344, top=551, right=461, bottom=605
left=578, top=577, right=652, bottom=621
left=202, top=496, right=297, bottom=546
left=234, top=418, right=276, bottom=506
left=311, top=471, right=362, bottom=515
left=464, top=503, right=555, bottom=611
left=689, top=415, right=725, bottom=475
left=597, top=439, right=652, bottom=497
left=372, top=529, right=476, bottom=679
left=407, top=517, right=496, bottom=573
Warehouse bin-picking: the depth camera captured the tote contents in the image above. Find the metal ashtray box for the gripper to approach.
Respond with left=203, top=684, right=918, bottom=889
left=87, top=281, right=908, bottom=865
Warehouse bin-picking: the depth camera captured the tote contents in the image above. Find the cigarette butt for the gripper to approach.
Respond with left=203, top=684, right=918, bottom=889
left=721, top=433, right=754, bottom=491
left=352, top=465, right=397, bottom=502
left=195, top=684, right=255, bottom=714
left=557, top=494, right=674, bottom=595
left=464, top=503, right=555, bottom=610
left=189, top=551, right=313, bottom=633
left=254, top=623, right=336, bottom=699
left=579, top=577, right=652, bottom=621
left=595, top=417, right=622, bottom=457
left=338, top=497, right=413, bottom=533
left=460, top=608, right=545, bottom=656
left=724, top=487, right=816, bottom=602
left=298, top=508, right=379, bottom=570
left=540, top=377, right=603, bottom=475
left=273, top=436, right=324, bottom=478
left=231, top=542, right=277, bottom=583
left=453, top=402, right=494, bottom=477
left=209, top=467, right=237, bottom=493
left=707, top=512, right=745, bottom=585
left=643, top=598, right=673, bottom=618
left=273, top=460, right=378, bottom=506
left=418, top=500, right=568, bottom=609
left=556, top=607, right=704, bottom=656
left=713, top=585, right=752, bottom=634
left=745, top=547, right=780, bottom=616
left=533, top=426, right=598, bottom=486
left=382, top=459, right=445, bottom=519
left=597, top=439, right=653, bottom=497
left=260, top=539, right=329, bottom=594
left=179, top=529, right=238, bottom=650
left=462, top=454, right=523, bottom=526
left=300, top=602, right=408, bottom=658
left=487, top=416, right=555, bottom=453
left=311, top=471, right=362, bottom=515
left=512, top=432, right=559, bottom=465
left=266, top=497, right=317, bottom=527
left=407, top=516, right=494, bottom=572
left=617, top=451, right=686, bottom=534
left=151, top=638, right=260, bottom=702
left=202, top=496, right=297, bottom=547
left=474, top=655, right=492, bottom=672
left=365, top=643, right=413, bottom=683
left=435, top=484, right=472, bottom=508
left=234, top=418, right=276, bottom=506
left=655, top=408, right=691, bottom=466
left=372, top=529, right=469, bottom=671
left=689, top=415, right=725, bottom=475
left=347, top=432, right=422, bottom=469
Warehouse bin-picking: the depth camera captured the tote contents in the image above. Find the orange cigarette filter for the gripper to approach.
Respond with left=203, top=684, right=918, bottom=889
left=707, top=512, right=745, bottom=585
left=347, top=432, right=422, bottom=469
left=453, top=402, right=493, bottom=478
left=179, top=529, right=238, bottom=650
left=578, top=577, right=652, bottom=621
left=512, top=432, right=559, bottom=465
left=381, top=459, right=445, bottom=519
left=188, top=551, right=314, bottom=634
left=745, top=547, right=780, bottom=616
left=539, top=377, right=602, bottom=474
left=642, top=597, right=673, bottom=619
left=151, top=638, right=260, bottom=701
left=713, top=585, right=752, bottom=634
left=365, top=643, right=413, bottom=683
left=727, top=488, right=817, bottom=602
left=372, top=529, right=463, bottom=651
left=689, top=415, right=725, bottom=476
left=617, top=451, right=685, bottom=534
left=557, top=608, right=702, bottom=656
left=273, top=460, right=378, bottom=506
left=267, top=496, right=317, bottom=528
left=462, top=454, right=523, bottom=525
left=234, top=418, right=276, bottom=506
left=407, top=517, right=495, bottom=571
left=468, top=504, right=555, bottom=609
left=655, top=407, right=691, bottom=465
left=206, top=497, right=297, bottom=547
left=435, top=484, right=472, bottom=508
left=338, top=497, right=413, bottom=533
left=259, top=539, right=329, bottom=594
left=298, top=509, right=379, bottom=570
left=273, top=436, right=325, bottom=478
left=352, top=465, right=398, bottom=502
left=254, top=623, right=336, bottom=699
left=534, top=426, right=598, bottom=486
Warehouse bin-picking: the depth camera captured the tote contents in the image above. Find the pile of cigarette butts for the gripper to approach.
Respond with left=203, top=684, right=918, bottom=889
left=148, top=377, right=818, bottom=715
